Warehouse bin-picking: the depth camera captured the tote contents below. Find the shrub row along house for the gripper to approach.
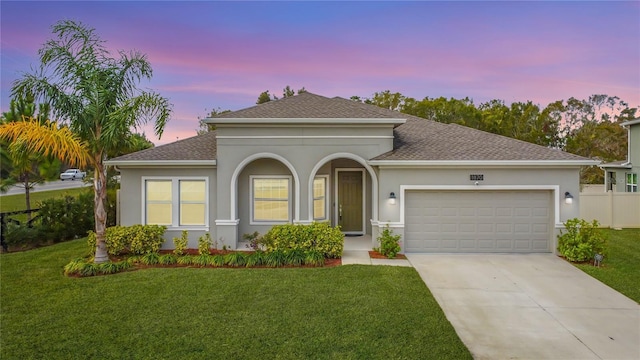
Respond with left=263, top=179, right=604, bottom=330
left=107, top=92, right=596, bottom=253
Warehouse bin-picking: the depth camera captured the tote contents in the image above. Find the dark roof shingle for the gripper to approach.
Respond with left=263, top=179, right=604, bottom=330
left=109, top=92, right=592, bottom=163
left=108, top=130, right=216, bottom=162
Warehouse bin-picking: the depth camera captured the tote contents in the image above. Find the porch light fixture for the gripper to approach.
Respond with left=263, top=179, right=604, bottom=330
left=389, top=192, right=397, bottom=205
left=564, top=191, right=574, bottom=205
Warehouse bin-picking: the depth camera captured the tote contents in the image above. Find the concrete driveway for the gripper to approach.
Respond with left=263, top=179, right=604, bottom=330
left=406, top=253, right=640, bottom=360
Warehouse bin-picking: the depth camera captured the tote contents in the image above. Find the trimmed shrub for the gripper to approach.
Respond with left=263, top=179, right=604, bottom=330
left=198, top=233, right=212, bottom=255
left=261, top=222, right=343, bottom=258
left=87, top=224, right=167, bottom=256
left=375, top=226, right=401, bottom=259
left=557, top=218, right=608, bottom=262
left=173, top=230, right=189, bottom=256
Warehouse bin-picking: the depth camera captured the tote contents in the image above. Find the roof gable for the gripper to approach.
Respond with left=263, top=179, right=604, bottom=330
left=211, top=92, right=405, bottom=119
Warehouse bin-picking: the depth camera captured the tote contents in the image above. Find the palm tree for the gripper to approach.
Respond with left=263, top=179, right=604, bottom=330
left=11, top=20, right=171, bottom=263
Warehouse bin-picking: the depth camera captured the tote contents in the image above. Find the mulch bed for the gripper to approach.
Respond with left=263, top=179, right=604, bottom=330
left=368, top=250, right=407, bottom=260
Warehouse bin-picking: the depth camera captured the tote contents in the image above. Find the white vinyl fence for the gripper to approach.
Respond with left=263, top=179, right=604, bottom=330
left=580, top=192, right=640, bottom=228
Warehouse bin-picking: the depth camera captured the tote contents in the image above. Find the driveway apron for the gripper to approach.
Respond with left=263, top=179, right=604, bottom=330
left=407, top=253, right=640, bottom=360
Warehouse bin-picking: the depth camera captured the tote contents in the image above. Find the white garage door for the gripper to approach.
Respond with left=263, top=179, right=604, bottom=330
left=405, top=190, right=552, bottom=253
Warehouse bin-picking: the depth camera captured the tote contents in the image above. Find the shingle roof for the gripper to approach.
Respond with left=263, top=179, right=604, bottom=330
left=108, top=130, right=216, bottom=162
left=213, top=92, right=405, bottom=119
left=372, top=116, right=589, bottom=161
left=108, top=92, right=593, bottom=163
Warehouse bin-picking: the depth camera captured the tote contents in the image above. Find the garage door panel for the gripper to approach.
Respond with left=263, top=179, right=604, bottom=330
left=405, top=190, right=552, bottom=253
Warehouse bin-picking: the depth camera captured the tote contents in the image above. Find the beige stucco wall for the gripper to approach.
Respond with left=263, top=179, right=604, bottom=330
left=118, top=166, right=216, bottom=249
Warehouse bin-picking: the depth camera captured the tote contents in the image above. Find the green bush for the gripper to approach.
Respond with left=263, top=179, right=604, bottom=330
left=4, top=222, right=42, bottom=249
left=87, top=224, right=167, bottom=256
left=198, top=233, right=212, bottom=255
left=224, top=252, right=247, bottom=267
left=173, top=230, right=189, bottom=256
left=64, top=258, right=131, bottom=277
left=38, top=192, right=92, bottom=242
left=36, top=189, right=118, bottom=244
left=557, top=218, right=608, bottom=262
left=304, top=250, right=325, bottom=267
left=261, top=222, right=344, bottom=258
left=375, top=226, right=402, bottom=259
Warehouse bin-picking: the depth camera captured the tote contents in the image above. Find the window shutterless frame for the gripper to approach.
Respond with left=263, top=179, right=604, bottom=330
left=313, top=175, right=329, bottom=221
left=142, top=177, right=209, bottom=230
left=250, top=175, right=292, bottom=225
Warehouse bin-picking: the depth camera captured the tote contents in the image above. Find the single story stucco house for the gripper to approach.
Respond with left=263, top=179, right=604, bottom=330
left=107, top=92, right=597, bottom=253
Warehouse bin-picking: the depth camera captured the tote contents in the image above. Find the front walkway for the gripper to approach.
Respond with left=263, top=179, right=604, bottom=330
left=407, top=253, right=640, bottom=360
left=342, top=235, right=411, bottom=267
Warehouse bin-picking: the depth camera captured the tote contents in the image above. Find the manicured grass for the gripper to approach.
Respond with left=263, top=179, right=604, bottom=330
left=0, top=240, right=471, bottom=359
left=0, top=187, right=88, bottom=213
left=573, top=228, right=640, bottom=303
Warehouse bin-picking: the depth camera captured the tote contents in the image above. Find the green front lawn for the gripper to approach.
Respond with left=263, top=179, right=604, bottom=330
left=0, top=187, right=87, bottom=213
left=573, top=228, right=640, bottom=303
left=0, top=239, right=471, bottom=359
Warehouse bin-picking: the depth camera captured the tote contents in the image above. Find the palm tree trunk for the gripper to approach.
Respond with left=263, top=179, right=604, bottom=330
left=24, top=175, right=32, bottom=222
left=93, top=157, right=109, bottom=263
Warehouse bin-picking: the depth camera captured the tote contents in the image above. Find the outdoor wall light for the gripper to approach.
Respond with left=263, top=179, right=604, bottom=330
left=389, top=192, right=397, bottom=205
left=564, top=191, right=574, bottom=205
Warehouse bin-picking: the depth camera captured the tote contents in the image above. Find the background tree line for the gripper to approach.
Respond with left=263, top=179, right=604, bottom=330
left=352, top=90, right=636, bottom=184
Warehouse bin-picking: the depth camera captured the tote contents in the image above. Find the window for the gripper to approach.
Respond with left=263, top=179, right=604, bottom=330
left=180, top=180, right=206, bottom=226
left=626, top=173, right=637, bottom=192
left=144, top=178, right=208, bottom=227
left=146, top=180, right=172, bottom=225
left=251, top=176, right=291, bottom=223
left=313, top=176, right=328, bottom=220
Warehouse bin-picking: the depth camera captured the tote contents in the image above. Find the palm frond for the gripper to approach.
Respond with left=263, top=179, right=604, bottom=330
left=0, top=118, right=90, bottom=168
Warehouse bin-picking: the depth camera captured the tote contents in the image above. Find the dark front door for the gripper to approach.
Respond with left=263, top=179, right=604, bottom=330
left=338, top=171, right=363, bottom=233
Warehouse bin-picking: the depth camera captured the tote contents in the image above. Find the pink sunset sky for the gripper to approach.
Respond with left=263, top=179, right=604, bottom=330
left=1, top=1, right=639, bottom=145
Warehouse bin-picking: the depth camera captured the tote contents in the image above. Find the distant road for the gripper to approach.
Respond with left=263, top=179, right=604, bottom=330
left=0, top=180, right=91, bottom=196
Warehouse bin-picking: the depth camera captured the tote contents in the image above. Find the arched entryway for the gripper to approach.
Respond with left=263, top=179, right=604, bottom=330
left=309, top=153, right=378, bottom=236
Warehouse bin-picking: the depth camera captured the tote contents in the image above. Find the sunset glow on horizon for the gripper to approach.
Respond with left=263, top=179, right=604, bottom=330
left=2, top=1, right=638, bottom=145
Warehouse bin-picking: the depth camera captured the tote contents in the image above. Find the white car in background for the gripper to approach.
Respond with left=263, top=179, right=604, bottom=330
left=60, top=169, right=86, bottom=181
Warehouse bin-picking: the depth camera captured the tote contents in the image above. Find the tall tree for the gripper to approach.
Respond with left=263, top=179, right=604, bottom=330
left=12, top=20, right=171, bottom=263
left=368, top=90, right=406, bottom=111
left=565, top=120, right=627, bottom=184
left=256, top=90, right=273, bottom=104
left=403, top=96, right=482, bottom=128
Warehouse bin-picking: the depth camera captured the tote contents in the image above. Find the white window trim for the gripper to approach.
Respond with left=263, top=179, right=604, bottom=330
left=313, top=175, right=330, bottom=221
left=626, top=172, right=638, bottom=193
left=250, top=175, right=292, bottom=225
left=141, top=176, right=209, bottom=230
